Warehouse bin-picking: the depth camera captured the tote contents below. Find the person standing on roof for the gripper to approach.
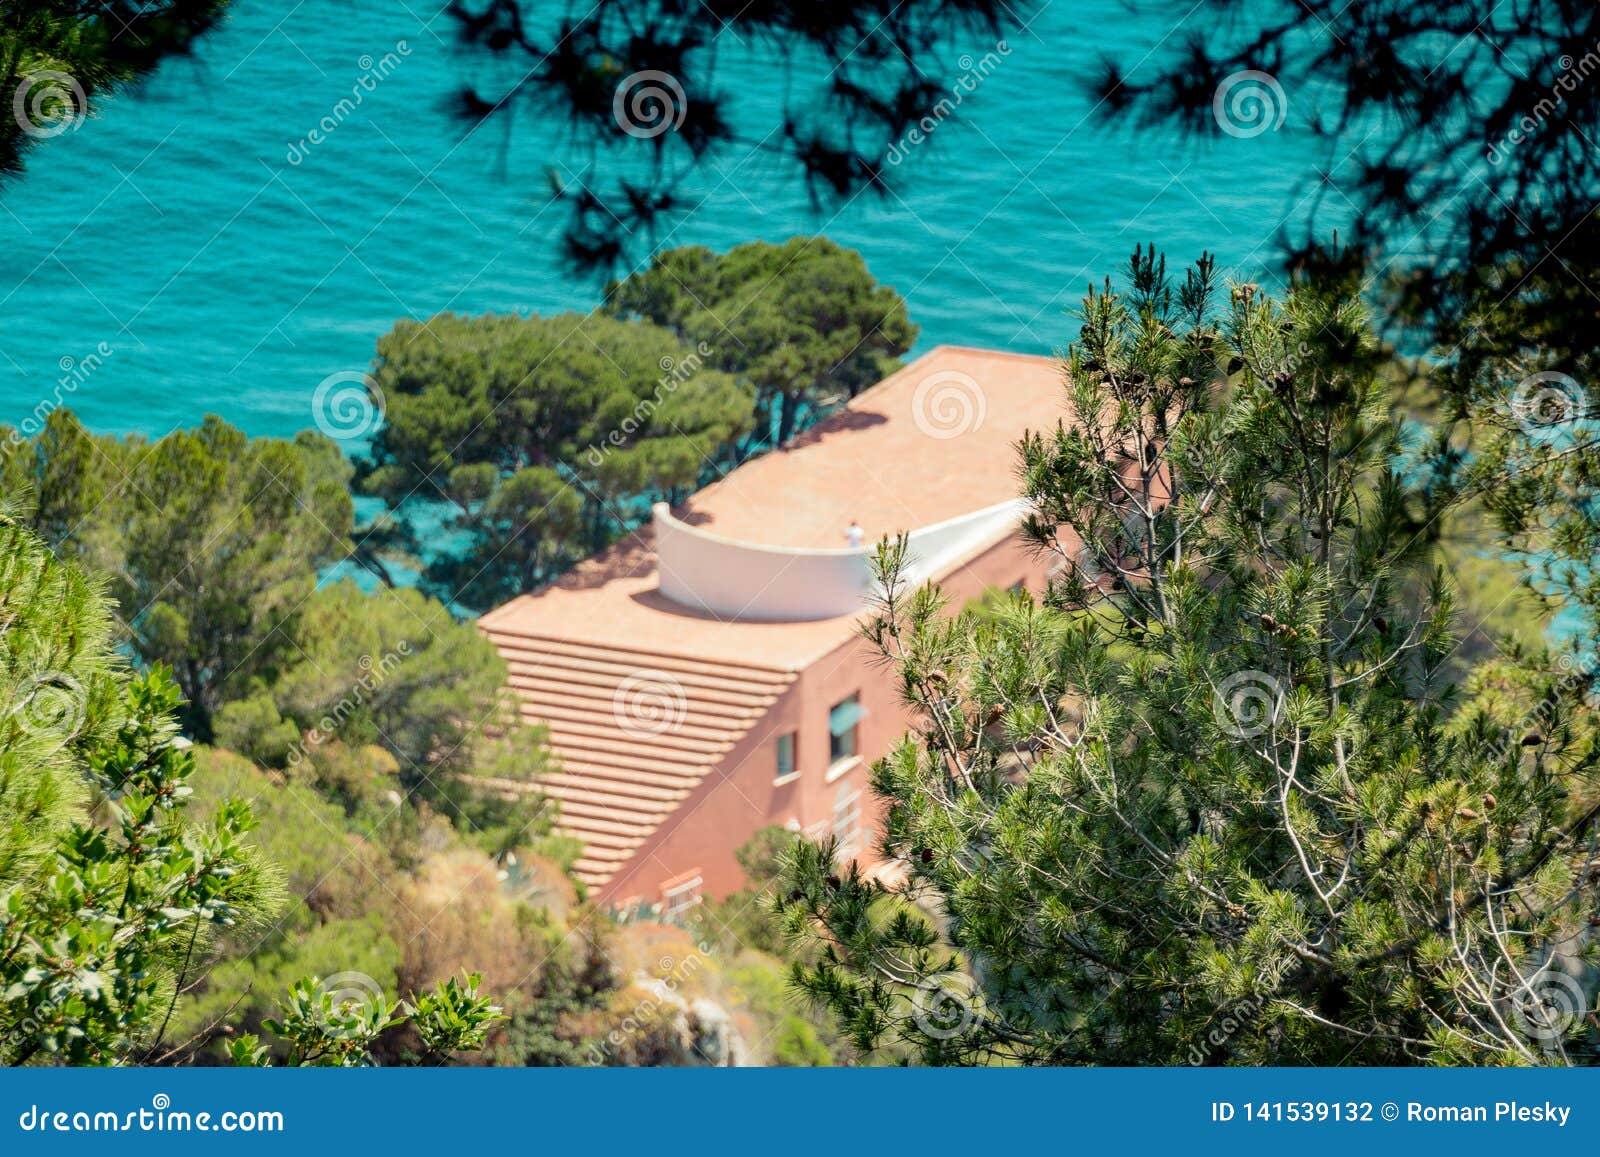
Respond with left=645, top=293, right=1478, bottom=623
left=845, top=519, right=864, bottom=548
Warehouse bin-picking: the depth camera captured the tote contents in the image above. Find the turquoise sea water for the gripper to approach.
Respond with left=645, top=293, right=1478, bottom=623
left=0, top=0, right=1335, bottom=440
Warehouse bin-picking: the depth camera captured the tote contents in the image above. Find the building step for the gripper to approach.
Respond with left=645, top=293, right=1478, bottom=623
left=539, top=716, right=730, bottom=759
left=476, top=776, right=682, bottom=829
left=511, top=695, right=745, bottom=751
left=572, top=857, right=625, bottom=883
left=484, top=630, right=795, bottom=688
left=551, top=747, right=713, bottom=785
left=552, top=822, right=645, bottom=852
left=543, top=768, right=693, bottom=803
left=570, top=842, right=635, bottom=866
left=550, top=800, right=675, bottom=825
left=540, top=731, right=725, bottom=773
left=502, top=659, right=778, bottom=715
left=495, top=642, right=791, bottom=702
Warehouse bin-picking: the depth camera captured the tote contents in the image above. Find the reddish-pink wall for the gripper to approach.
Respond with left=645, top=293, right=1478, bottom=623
left=599, top=532, right=1054, bottom=905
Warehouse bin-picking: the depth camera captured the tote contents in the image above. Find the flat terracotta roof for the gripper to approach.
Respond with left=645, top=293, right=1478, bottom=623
left=685, top=345, right=1065, bottom=548
left=479, top=344, right=1066, bottom=670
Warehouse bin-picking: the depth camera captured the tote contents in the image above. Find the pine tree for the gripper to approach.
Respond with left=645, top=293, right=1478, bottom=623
left=777, top=250, right=1600, bottom=1065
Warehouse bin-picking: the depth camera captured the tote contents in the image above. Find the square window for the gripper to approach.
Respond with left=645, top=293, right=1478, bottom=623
left=775, top=732, right=797, bottom=781
left=829, top=693, right=863, bottom=763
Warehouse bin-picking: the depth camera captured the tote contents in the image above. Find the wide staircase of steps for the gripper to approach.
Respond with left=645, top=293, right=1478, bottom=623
left=478, top=627, right=795, bottom=891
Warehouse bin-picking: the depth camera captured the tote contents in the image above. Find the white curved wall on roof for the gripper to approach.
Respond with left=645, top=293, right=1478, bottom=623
left=653, top=498, right=1027, bottom=622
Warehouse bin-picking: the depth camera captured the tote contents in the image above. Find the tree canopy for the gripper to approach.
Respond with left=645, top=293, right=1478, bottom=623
left=605, top=237, right=917, bottom=448
left=360, top=308, right=752, bottom=609
left=2, top=410, right=555, bottom=835
left=215, top=580, right=520, bottom=783
left=359, top=239, right=912, bottom=608
left=1104, top=0, right=1600, bottom=343
left=2, top=411, right=354, bottom=741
